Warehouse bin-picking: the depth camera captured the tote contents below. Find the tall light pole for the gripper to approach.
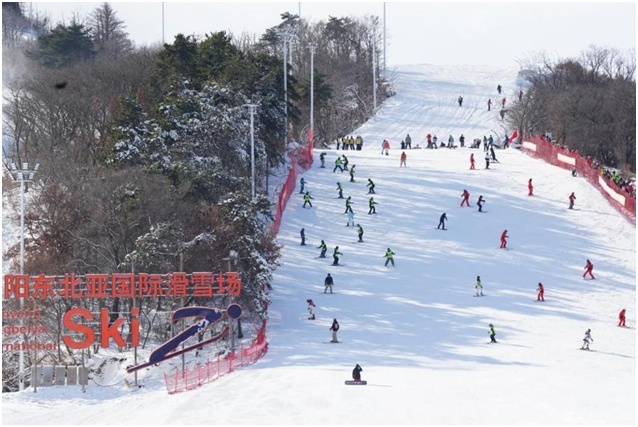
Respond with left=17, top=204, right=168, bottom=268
left=6, top=161, right=40, bottom=391
left=372, top=24, right=377, bottom=111
left=309, top=43, right=316, bottom=145
left=243, top=103, right=258, bottom=199
left=383, top=2, right=387, bottom=74
left=162, top=2, right=165, bottom=43
left=278, top=27, right=295, bottom=147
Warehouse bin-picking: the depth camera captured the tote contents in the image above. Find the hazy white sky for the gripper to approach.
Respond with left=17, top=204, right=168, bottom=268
left=32, top=1, right=636, bottom=67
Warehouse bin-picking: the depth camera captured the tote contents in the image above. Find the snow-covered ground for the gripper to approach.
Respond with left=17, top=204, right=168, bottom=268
left=2, top=64, right=635, bottom=425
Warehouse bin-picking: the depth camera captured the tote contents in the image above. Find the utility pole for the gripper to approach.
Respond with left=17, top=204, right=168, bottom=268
left=278, top=27, right=295, bottom=147
left=309, top=43, right=316, bottom=145
left=372, top=24, right=377, bottom=111
left=162, top=2, right=165, bottom=43
left=243, top=103, right=259, bottom=199
left=6, top=161, right=40, bottom=392
left=383, top=2, right=387, bottom=73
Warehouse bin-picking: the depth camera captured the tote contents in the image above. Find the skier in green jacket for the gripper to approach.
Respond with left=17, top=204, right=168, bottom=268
left=384, top=248, right=395, bottom=267
left=332, top=246, right=343, bottom=266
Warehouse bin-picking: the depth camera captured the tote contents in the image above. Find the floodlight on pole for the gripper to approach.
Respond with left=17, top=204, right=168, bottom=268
left=6, top=160, right=40, bottom=392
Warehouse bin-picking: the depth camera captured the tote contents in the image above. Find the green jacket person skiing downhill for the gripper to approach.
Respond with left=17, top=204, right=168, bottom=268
left=384, top=248, right=395, bottom=267
left=333, top=246, right=343, bottom=266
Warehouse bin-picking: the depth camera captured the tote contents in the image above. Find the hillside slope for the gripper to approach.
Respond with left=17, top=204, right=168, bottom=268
left=2, top=64, right=635, bottom=426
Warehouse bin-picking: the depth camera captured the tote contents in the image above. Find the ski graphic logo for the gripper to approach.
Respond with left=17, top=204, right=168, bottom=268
left=127, top=304, right=242, bottom=373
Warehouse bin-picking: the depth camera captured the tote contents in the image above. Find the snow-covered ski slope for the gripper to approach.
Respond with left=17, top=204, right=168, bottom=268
left=2, top=64, right=635, bottom=425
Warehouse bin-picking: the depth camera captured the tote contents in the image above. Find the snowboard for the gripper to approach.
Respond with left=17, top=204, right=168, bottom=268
left=345, top=380, right=367, bottom=385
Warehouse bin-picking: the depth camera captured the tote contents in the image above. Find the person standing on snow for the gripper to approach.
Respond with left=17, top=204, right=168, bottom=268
left=368, top=197, right=378, bottom=214
left=367, top=178, right=376, bottom=194
left=400, top=151, right=407, bottom=167
left=349, top=164, right=356, bottom=182
left=307, top=299, right=316, bottom=320
left=569, top=192, right=576, bottom=209
left=470, top=153, right=476, bottom=170
left=497, top=84, right=502, bottom=94
left=384, top=248, right=396, bottom=267
left=405, top=134, right=412, bottom=149
left=333, top=156, right=344, bottom=173
left=537, top=282, right=545, bottom=301
left=300, top=228, right=306, bottom=246
left=528, top=179, right=534, bottom=196
left=475, top=276, right=484, bottom=296
left=458, top=95, right=463, bottom=107
left=337, top=182, right=344, bottom=199
left=344, top=196, right=353, bottom=214
left=461, top=189, right=471, bottom=207
left=487, top=98, right=492, bottom=111
left=485, top=151, right=491, bottom=169
left=437, top=212, right=448, bottom=230
left=332, top=246, right=343, bottom=266
left=477, top=195, right=485, bottom=212
left=581, top=329, right=593, bottom=350
left=329, top=318, right=340, bottom=343
left=489, top=324, right=497, bottom=343
left=342, top=154, right=349, bottom=171
left=324, top=273, right=334, bottom=294
left=583, top=259, right=595, bottom=279
left=346, top=210, right=355, bottom=227
left=319, top=152, right=326, bottom=168
left=357, top=224, right=364, bottom=242
left=299, top=177, right=306, bottom=194
left=302, top=191, right=314, bottom=208
left=500, top=229, right=509, bottom=249
left=618, top=309, right=627, bottom=327
left=317, top=240, right=327, bottom=258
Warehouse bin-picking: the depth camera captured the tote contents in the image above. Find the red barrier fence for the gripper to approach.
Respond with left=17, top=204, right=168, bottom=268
left=270, top=133, right=314, bottom=235
left=165, top=135, right=314, bottom=393
left=519, top=136, right=635, bottom=223
left=164, top=322, right=268, bottom=394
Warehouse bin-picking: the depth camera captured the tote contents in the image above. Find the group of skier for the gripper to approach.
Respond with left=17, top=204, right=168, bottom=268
left=301, top=131, right=627, bottom=367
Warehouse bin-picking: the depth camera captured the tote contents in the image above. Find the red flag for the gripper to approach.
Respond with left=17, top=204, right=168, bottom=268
left=509, top=129, right=518, bottom=142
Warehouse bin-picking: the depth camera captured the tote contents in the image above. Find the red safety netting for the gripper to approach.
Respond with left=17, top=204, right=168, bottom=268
left=519, top=135, right=635, bottom=223
left=164, top=133, right=314, bottom=393
left=270, top=132, right=314, bottom=235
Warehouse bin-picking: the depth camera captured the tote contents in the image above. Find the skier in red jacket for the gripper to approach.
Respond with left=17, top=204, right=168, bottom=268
left=500, top=229, right=508, bottom=248
left=528, top=178, right=534, bottom=196
left=536, top=283, right=545, bottom=301
left=461, top=189, right=471, bottom=207
left=583, top=259, right=595, bottom=279
left=569, top=192, right=576, bottom=209
left=618, top=309, right=626, bottom=327
left=469, top=153, right=475, bottom=170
